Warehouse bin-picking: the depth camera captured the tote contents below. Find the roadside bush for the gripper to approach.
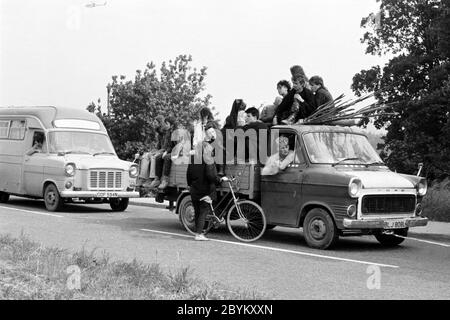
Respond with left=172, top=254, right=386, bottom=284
left=422, top=178, right=450, bottom=222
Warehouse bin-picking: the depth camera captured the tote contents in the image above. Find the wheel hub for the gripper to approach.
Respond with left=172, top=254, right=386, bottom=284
left=47, top=192, right=56, bottom=205
left=310, top=219, right=327, bottom=240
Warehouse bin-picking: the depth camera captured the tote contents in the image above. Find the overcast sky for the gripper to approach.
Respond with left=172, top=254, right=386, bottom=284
left=0, top=0, right=386, bottom=122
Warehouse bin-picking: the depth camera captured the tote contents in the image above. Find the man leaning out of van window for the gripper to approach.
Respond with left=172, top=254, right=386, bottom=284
left=26, top=134, right=44, bottom=156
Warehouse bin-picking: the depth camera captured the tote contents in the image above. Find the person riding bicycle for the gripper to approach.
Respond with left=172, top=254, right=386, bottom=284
left=186, top=122, right=223, bottom=241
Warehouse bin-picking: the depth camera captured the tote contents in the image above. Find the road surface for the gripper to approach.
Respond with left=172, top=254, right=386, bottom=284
left=0, top=197, right=449, bottom=299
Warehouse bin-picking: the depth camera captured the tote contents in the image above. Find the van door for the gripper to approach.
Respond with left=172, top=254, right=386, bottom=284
left=0, top=119, right=27, bottom=194
left=261, top=132, right=305, bottom=227
left=23, top=130, right=47, bottom=196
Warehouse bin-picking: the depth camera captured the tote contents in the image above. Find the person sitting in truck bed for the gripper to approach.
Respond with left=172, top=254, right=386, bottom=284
left=149, top=115, right=176, bottom=190
left=261, top=136, right=295, bottom=176
left=242, top=107, right=269, bottom=164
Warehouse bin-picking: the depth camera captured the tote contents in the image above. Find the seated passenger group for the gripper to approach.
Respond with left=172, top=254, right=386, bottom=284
left=139, top=64, right=334, bottom=188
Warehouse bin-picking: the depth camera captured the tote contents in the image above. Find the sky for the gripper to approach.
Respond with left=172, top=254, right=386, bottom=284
left=0, top=0, right=387, bottom=124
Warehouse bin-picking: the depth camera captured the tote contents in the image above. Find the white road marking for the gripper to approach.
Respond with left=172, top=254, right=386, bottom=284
left=0, top=205, right=64, bottom=218
left=140, top=228, right=399, bottom=269
left=397, top=235, right=450, bottom=248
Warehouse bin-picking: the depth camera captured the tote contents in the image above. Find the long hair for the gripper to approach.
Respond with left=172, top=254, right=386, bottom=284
left=200, top=107, right=214, bottom=121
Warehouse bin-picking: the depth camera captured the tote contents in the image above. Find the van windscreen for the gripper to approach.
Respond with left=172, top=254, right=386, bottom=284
left=48, top=131, right=115, bottom=155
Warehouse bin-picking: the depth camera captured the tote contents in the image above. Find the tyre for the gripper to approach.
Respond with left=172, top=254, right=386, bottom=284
left=375, top=228, right=408, bottom=247
left=178, top=195, right=197, bottom=235
left=303, top=208, right=338, bottom=250
left=110, top=198, right=129, bottom=212
left=0, top=192, right=10, bottom=203
left=227, top=200, right=266, bottom=242
left=44, top=184, right=64, bottom=212
left=178, top=195, right=213, bottom=235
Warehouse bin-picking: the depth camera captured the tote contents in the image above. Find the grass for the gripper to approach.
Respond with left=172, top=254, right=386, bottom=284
left=422, top=178, right=450, bottom=222
left=0, top=233, right=268, bottom=300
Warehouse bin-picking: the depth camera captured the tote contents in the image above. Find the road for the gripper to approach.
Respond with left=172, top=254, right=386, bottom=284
left=0, top=197, right=449, bottom=299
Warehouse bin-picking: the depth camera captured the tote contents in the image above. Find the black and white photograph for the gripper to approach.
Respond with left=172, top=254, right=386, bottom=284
left=0, top=0, right=449, bottom=306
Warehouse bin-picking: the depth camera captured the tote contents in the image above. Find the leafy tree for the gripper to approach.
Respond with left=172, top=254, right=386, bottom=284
left=352, top=0, right=450, bottom=180
left=88, top=55, right=213, bottom=160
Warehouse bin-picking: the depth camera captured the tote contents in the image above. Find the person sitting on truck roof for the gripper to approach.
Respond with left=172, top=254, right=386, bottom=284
left=309, top=76, right=334, bottom=108
left=260, top=80, right=291, bottom=125
left=261, top=136, right=295, bottom=176
left=274, top=65, right=316, bottom=125
left=187, top=122, right=223, bottom=241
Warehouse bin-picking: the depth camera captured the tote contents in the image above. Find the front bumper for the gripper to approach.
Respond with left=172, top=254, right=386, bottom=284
left=343, top=217, right=428, bottom=229
left=60, top=191, right=140, bottom=198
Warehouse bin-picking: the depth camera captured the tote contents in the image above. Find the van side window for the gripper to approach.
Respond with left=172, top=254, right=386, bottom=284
left=26, top=131, right=46, bottom=155
left=9, top=120, right=26, bottom=140
left=0, top=120, right=10, bottom=138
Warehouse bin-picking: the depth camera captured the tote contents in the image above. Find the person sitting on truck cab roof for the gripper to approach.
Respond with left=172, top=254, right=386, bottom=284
left=261, top=136, right=295, bottom=176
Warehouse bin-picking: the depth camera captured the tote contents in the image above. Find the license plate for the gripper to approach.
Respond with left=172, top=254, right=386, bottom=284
left=384, top=219, right=407, bottom=229
left=96, top=192, right=119, bottom=198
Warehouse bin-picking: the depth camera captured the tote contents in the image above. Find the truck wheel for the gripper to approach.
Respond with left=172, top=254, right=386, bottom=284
left=375, top=228, right=408, bottom=247
left=44, top=184, right=64, bottom=212
left=303, top=208, right=338, bottom=250
left=178, top=195, right=196, bottom=235
left=110, top=198, right=129, bottom=212
left=0, top=192, right=9, bottom=203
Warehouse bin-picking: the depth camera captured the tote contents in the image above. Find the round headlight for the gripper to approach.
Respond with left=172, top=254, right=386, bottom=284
left=129, top=165, right=138, bottom=178
left=348, top=178, right=362, bottom=198
left=65, top=163, right=76, bottom=177
left=347, top=204, right=357, bottom=218
left=417, top=179, right=427, bottom=196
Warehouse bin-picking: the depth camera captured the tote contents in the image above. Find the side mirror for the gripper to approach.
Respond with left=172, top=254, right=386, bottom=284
left=417, top=163, right=424, bottom=177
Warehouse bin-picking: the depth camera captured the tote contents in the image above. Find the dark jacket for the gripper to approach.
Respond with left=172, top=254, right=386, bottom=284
left=223, top=99, right=246, bottom=130
left=274, top=88, right=317, bottom=124
left=156, top=127, right=174, bottom=153
left=186, top=142, right=221, bottom=201
left=315, top=87, right=333, bottom=108
left=242, top=121, right=269, bottom=163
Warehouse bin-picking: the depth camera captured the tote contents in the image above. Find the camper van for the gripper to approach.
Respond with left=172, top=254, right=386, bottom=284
left=0, top=106, right=139, bottom=212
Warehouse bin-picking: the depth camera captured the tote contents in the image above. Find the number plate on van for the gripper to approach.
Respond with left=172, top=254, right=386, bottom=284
left=384, top=220, right=407, bottom=229
left=96, top=192, right=119, bottom=198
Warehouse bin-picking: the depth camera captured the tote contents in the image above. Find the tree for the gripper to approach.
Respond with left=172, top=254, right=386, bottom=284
left=352, top=0, right=450, bottom=180
left=88, top=55, right=213, bottom=160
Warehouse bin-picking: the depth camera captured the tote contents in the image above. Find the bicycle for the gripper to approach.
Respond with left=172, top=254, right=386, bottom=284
left=178, top=176, right=266, bottom=242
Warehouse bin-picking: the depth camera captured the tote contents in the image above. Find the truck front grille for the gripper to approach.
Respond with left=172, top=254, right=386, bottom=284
left=362, top=195, right=415, bottom=215
left=89, top=170, right=122, bottom=190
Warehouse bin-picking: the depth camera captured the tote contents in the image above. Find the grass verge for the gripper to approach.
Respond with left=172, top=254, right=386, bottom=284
left=0, top=233, right=268, bottom=300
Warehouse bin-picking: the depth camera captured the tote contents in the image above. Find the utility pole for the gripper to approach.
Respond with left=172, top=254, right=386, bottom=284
left=106, top=84, right=111, bottom=116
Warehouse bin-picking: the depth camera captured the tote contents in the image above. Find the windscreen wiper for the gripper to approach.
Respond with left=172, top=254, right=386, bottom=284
left=93, top=152, right=115, bottom=156
left=332, top=157, right=364, bottom=167
left=58, top=150, right=91, bottom=156
left=366, top=161, right=386, bottom=167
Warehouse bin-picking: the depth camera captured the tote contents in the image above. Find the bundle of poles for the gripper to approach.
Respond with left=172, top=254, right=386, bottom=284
left=303, top=93, right=396, bottom=125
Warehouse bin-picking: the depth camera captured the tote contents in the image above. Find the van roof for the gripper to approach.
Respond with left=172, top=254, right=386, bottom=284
left=0, top=106, right=106, bottom=131
left=272, top=124, right=366, bottom=136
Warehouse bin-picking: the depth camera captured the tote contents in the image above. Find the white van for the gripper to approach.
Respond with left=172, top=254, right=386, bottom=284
left=0, top=106, right=139, bottom=212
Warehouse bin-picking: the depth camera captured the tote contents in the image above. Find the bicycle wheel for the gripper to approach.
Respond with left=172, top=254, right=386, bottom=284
left=226, top=200, right=266, bottom=242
